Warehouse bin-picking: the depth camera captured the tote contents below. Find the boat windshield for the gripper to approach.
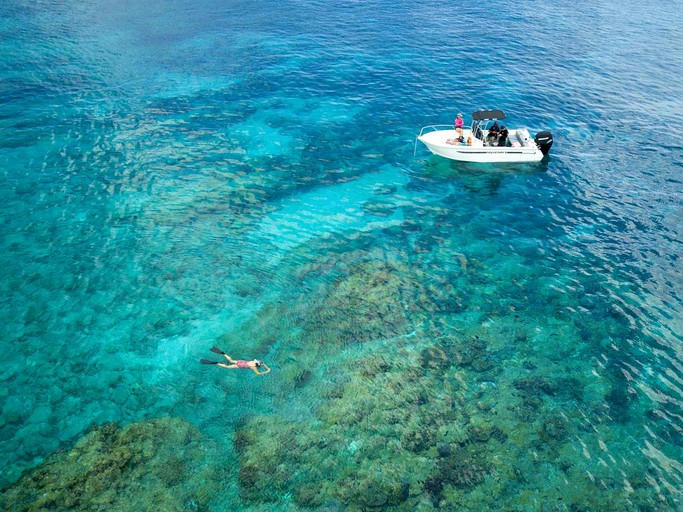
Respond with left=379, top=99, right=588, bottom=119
left=470, top=119, right=493, bottom=140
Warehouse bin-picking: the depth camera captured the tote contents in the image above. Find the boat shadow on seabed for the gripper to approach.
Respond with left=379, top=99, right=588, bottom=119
left=419, top=153, right=549, bottom=176
left=411, top=156, right=550, bottom=197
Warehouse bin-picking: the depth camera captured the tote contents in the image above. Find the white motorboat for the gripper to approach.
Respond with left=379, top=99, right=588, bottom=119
left=416, top=110, right=553, bottom=163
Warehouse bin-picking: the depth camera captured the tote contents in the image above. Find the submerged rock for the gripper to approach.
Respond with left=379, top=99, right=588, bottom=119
left=424, top=446, right=491, bottom=506
left=373, top=184, right=398, bottom=195
left=437, top=442, right=452, bottom=458
left=540, top=415, right=570, bottom=442
left=467, top=422, right=494, bottom=443
left=337, top=474, right=409, bottom=508
left=605, top=385, right=631, bottom=423
left=513, top=376, right=558, bottom=397
left=2, top=395, right=30, bottom=425
left=361, top=198, right=398, bottom=217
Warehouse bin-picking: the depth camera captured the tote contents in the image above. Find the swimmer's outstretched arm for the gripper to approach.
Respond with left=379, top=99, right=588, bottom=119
left=253, top=365, right=271, bottom=375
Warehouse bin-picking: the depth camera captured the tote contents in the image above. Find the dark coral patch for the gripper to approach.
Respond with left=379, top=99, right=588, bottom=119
left=1, top=418, right=216, bottom=512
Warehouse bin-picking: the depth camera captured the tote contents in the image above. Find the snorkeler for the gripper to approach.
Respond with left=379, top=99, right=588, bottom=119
left=201, top=347, right=271, bottom=375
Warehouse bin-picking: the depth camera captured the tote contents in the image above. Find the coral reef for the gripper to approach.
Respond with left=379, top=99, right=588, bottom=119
left=1, top=418, right=218, bottom=512
left=301, top=260, right=418, bottom=344
left=235, top=353, right=457, bottom=509
left=3, top=161, right=676, bottom=511
left=221, top=218, right=672, bottom=511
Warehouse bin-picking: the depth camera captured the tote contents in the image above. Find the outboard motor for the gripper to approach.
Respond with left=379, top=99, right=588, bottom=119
left=534, top=131, right=553, bottom=156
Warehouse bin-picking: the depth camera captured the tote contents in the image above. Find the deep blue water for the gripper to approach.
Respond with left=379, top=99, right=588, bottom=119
left=1, top=0, right=682, bottom=510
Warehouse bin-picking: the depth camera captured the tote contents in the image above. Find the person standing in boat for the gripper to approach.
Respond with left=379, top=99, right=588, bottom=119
left=454, top=113, right=464, bottom=141
left=497, top=125, right=509, bottom=146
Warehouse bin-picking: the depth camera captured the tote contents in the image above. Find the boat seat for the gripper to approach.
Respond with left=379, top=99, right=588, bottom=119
left=515, top=131, right=527, bottom=147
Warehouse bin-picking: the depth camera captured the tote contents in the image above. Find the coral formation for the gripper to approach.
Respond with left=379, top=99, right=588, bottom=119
left=301, top=260, right=417, bottom=344
left=1, top=418, right=218, bottom=512
left=221, top=218, right=672, bottom=511
left=361, top=198, right=398, bottom=217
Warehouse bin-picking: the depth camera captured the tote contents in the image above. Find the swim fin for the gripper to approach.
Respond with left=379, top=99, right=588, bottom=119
left=210, top=346, right=225, bottom=355
left=200, top=359, right=218, bottom=364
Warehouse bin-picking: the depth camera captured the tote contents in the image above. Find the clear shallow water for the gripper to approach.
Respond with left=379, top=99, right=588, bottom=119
left=1, top=0, right=682, bottom=510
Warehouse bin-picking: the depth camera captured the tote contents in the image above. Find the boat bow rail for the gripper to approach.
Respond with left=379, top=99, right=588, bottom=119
left=417, top=124, right=455, bottom=138
left=414, top=125, right=456, bottom=155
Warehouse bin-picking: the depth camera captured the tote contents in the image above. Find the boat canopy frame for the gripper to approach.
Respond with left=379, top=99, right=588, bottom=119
left=470, top=110, right=506, bottom=140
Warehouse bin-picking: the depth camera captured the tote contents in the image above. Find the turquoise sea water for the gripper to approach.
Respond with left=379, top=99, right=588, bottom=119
left=1, top=0, right=682, bottom=510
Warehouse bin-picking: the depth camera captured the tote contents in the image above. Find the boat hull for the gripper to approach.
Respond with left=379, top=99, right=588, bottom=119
left=418, top=129, right=544, bottom=163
